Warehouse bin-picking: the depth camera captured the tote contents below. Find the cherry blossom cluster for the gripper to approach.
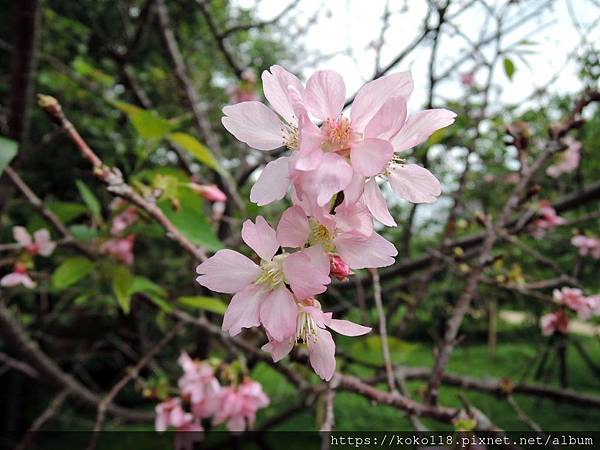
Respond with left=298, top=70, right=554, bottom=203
left=546, top=136, right=581, bottom=178
left=155, top=352, right=269, bottom=444
left=540, top=287, right=600, bottom=336
left=571, top=234, right=600, bottom=259
left=196, top=66, right=455, bottom=380
left=0, top=227, right=56, bottom=288
left=529, top=200, right=565, bottom=239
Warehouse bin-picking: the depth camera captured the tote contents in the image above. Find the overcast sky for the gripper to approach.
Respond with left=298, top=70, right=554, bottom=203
left=236, top=0, right=600, bottom=112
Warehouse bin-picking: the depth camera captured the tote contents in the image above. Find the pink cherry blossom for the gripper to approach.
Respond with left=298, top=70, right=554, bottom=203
left=222, top=67, right=453, bottom=214
left=290, top=70, right=453, bottom=210
left=177, top=352, right=221, bottom=418
left=540, top=311, right=569, bottom=336
left=100, top=235, right=135, bottom=265
left=196, top=216, right=330, bottom=340
left=277, top=203, right=397, bottom=269
left=529, top=201, right=565, bottom=239
left=0, top=262, right=36, bottom=289
left=546, top=136, right=581, bottom=178
left=571, top=235, right=600, bottom=259
left=189, top=183, right=227, bottom=202
left=226, top=69, right=259, bottom=104
left=552, top=287, right=591, bottom=319
left=110, top=207, right=137, bottom=235
left=155, top=398, right=203, bottom=450
left=213, top=379, right=270, bottom=432
left=12, top=226, right=56, bottom=257
left=262, top=298, right=371, bottom=381
left=460, top=71, right=476, bottom=88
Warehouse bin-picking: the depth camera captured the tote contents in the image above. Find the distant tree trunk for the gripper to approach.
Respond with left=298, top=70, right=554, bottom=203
left=0, top=0, right=42, bottom=435
left=0, top=0, right=42, bottom=212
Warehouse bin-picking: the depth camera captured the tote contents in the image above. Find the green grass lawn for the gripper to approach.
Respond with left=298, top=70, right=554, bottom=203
left=251, top=332, right=600, bottom=432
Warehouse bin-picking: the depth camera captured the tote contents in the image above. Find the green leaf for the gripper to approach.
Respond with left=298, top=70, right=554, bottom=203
left=75, top=180, right=102, bottom=221
left=503, top=57, right=516, bottom=81
left=72, top=57, right=114, bottom=87
left=177, top=296, right=227, bottom=315
left=113, top=101, right=175, bottom=140
left=52, top=257, right=94, bottom=289
left=167, top=132, right=220, bottom=172
left=112, top=266, right=133, bottom=314
left=158, top=187, right=223, bottom=251
left=131, top=276, right=167, bottom=299
left=0, top=136, right=18, bottom=175
left=47, top=201, right=88, bottom=223
left=69, top=224, right=99, bottom=241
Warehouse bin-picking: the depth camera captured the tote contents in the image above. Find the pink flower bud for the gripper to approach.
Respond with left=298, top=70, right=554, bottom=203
left=329, top=254, right=351, bottom=280
left=190, top=183, right=227, bottom=202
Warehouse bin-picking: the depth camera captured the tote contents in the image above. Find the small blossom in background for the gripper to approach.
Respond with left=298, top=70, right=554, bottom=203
left=529, top=200, right=565, bottom=239
left=460, top=71, right=476, bottom=88
left=178, top=352, right=221, bottom=419
left=552, top=287, right=600, bottom=321
left=12, top=226, right=56, bottom=257
left=546, top=136, right=581, bottom=178
left=226, top=68, right=259, bottom=104
left=100, top=235, right=135, bottom=265
left=213, top=379, right=270, bottom=432
left=540, top=311, right=569, bottom=336
left=0, top=262, right=36, bottom=289
left=571, top=235, right=600, bottom=259
left=155, top=353, right=269, bottom=440
left=110, top=207, right=138, bottom=235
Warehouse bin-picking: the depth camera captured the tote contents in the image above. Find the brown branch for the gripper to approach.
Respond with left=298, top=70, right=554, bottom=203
left=36, top=94, right=208, bottom=262
left=0, top=299, right=153, bottom=422
left=15, top=390, right=69, bottom=450
left=87, top=322, right=183, bottom=450
left=369, top=268, right=396, bottom=392
left=3, top=166, right=96, bottom=258
left=154, top=0, right=244, bottom=212
left=220, top=0, right=300, bottom=38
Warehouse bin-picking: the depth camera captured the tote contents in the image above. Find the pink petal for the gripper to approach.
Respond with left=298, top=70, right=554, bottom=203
left=388, top=164, right=442, bottom=203
left=327, top=319, right=371, bottom=336
left=276, top=206, right=309, bottom=248
left=241, top=217, right=279, bottom=261
left=259, top=287, right=297, bottom=341
left=261, top=65, right=305, bottom=125
left=222, top=101, right=284, bottom=150
left=222, top=284, right=266, bottom=336
left=292, top=114, right=324, bottom=171
left=261, top=336, right=294, bottom=362
left=304, top=245, right=331, bottom=274
left=364, top=178, right=396, bottom=226
left=304, top=70, right=346, bottom=120
left=13, top=226, right=32, bottom=247
left=250, top=157, right=290, bottom=206
left=391, top=109, right=456, bottom=152
left=350, top=138, right=394, bottom=177
left=334, top=202, right=373, bottom=238
left=342, top=172, right=365, bottom=206
left=283, top=250, right=330, bottom=299
left=335, top=232, right=397, bottom=269
left=293, top=152, right=353, bottom=207
left=350, top=71, right=413, bottom=132
left=34, top=229, right=56, bottom=256
left=196, top=249, right=260, bottom=293
left=308, top=328, right=336, bottom=381
left=364, top=96, right=407, bottom=140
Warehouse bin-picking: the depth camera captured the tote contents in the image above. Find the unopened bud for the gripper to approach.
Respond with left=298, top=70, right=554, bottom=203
left=329, top=254, right=351, bottom=281
left=189, top=183, right=227, bottom=202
